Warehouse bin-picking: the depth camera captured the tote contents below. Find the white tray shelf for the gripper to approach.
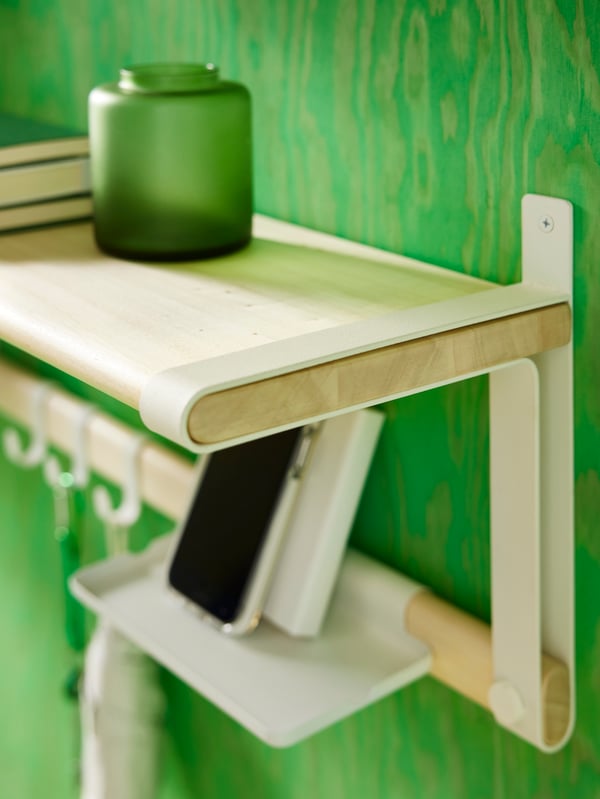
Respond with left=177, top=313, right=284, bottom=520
left=0, top=211, right=569, bottom=451
left=72, top=537, right=431, bottom=748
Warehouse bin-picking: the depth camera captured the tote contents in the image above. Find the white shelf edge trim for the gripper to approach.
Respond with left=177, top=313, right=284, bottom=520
left=140, top=271, right=568, bottom=453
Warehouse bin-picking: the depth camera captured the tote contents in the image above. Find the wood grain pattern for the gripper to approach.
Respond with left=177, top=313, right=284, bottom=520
left=1, top=2, right=599, bottom=798
left=405, top=591, right=570, bottom=748
left=0, top=220, right=490, bottom=408
left=188, top=304, right=570, bottom=444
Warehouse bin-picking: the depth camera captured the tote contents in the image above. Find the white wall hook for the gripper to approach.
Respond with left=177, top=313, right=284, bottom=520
left=3, top=382, right=52, bottom=469
left=93, top=433, right=145, bottom=529
left=44, top=403, right=96, bottom=489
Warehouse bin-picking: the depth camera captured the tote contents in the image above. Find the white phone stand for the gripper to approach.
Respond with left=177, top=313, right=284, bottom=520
left=264, top=409, right=383, bottom=636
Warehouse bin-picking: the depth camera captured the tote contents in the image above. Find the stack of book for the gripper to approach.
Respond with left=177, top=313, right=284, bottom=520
left=0, top=112, right=92, bottom=233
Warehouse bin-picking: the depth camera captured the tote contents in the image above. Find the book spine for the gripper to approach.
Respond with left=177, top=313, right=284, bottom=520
left=0, top=158, right=91, bottom=208
left=0, top=196, right=93, bottom=233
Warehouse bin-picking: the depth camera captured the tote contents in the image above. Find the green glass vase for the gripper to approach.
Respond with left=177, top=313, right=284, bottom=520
left=89, top=63, right=252, bottom=261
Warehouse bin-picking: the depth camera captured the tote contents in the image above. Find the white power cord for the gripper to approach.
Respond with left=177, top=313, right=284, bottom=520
left=80, top=623, right=165, bottom=799
left=80, top=433, right=165, bottom=799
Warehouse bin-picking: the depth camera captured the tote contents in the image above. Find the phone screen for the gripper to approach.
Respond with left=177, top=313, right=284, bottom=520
left=168, top=428, right=303, bottom=625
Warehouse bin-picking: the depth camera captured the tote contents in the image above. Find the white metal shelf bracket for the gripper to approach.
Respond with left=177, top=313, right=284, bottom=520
left=488, top=194, right=574, bottom=750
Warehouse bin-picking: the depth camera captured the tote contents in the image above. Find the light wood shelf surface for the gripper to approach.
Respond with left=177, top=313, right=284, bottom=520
left=0, top=216, right=570, bottom=448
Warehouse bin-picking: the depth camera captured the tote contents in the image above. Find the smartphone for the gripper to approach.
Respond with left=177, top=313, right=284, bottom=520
left=167, top=425, right=318, bottom=635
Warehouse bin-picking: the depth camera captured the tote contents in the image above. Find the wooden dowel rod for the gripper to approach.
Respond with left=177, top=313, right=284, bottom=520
left=405, top=591, right=570, bottom=747
left=0, top=356, right=195, bottom=520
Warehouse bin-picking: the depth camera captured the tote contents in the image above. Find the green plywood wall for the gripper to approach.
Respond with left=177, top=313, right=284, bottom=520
left=0, top=1, right=599, bottom=797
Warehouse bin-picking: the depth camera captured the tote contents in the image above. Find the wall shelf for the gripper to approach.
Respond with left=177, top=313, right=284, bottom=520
left=0, top=210, right=569, bottom=451
left=0, top=193, right=575, bottom=752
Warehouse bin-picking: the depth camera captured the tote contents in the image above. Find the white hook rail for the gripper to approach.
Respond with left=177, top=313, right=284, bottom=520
left=0, top=357, right=194, bottom=520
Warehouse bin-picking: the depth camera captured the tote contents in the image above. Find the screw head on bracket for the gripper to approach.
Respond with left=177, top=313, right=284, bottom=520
left=538, top=215, right=555, bottom=233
